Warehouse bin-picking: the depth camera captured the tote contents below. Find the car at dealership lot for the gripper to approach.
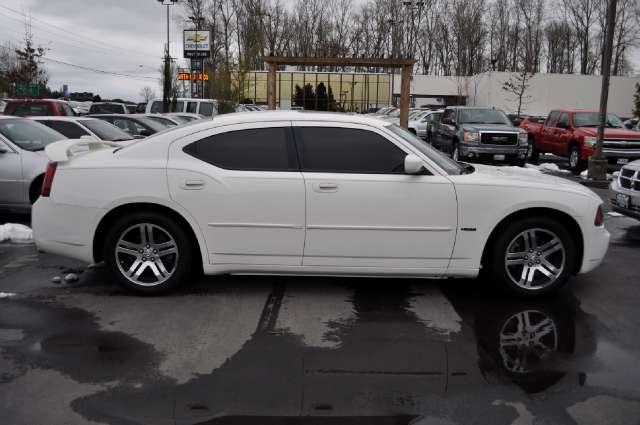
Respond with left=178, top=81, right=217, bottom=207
left=409, top=109, right=443, bottom=142
left=609, top=159, right=640, bottom=220
left=164, top=112, right=204, bottom=124
left=3, top=99, right=76, bottom=117
left=146, top=97, right=217, bottom=118
left=0, top=116, right=67, bottom=211
left=33, top=111, right=609, bottom=296
left=432, top=107, right=529, bottom=166
left=30, top=117, right=134, bottom=142
left=140, top=114, right=182, bottom=128
left=88, top=102, right=129, bottom=115
left=521, top=109, right=640, bottom=173
left=89, top=114, right=168, bottom=138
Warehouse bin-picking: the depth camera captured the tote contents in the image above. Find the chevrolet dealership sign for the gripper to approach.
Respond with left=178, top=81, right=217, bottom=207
left=183, top=30, right=211, bottom=58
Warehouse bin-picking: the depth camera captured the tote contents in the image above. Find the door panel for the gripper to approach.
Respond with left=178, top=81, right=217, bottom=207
left=167, top=122, right=306, bottom=266
left=0, top=141, right=23, bottom=205
left=294, top=122, right=457, bottom=270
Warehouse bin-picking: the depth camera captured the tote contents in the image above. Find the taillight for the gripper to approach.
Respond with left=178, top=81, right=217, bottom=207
left=594, top=205, right=604, bottom=226
left=41, top=162, right=58, bottom=197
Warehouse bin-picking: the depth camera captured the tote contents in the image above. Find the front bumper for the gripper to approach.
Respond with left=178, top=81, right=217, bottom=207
left=609, top=179, right=640, bottom=220
left=579, top=224, right=610, bottom=274
left=459, top=144, right=528, bottom=161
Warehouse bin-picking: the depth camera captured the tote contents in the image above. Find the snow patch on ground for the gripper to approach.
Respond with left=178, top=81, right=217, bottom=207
left=0, top=292, right=17, bottom=299
left=408, top=286, right=462, bottom=337
left=0, top=224, right=33, bottom=243
left=525, top=162, right=569, bottom=173
left=492, top=400, right=535, bottom=425
left=567, top=395, right=640, bottom=425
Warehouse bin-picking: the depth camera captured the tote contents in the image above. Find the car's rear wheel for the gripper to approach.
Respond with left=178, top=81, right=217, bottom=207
left=528, top=137, right=539, bottom=163
left=104, top=212, right=193, bottom=294
left=569, top=146, right=586, bottom=174
left=488, top=217, right=576, bottom=297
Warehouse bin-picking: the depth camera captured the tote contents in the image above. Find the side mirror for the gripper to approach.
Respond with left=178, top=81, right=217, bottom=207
left=404, top=154, right=426, bottom=174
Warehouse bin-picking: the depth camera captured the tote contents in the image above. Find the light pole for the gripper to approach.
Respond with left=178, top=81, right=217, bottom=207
left=158, top=0, right=179, bottom=111
left=588, top=0, right=618, bottom=182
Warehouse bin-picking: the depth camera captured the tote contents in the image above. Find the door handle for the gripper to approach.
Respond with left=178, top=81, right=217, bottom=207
left=314, top=183, right=338, bottom=193
left=182, top=179, right=205, bottom=189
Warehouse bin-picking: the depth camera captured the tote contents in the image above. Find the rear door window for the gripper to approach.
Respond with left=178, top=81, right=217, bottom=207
left=198, top=102, right=214, bottom=116
left=183, top=127, right=297, bottom=171
left=294, top=127, right=407, bottom=174
left=39, top=120, right=90, bottom=139
left=150, top=101, right=163, bottom=113
left=186, top=102, right=198, bottom=113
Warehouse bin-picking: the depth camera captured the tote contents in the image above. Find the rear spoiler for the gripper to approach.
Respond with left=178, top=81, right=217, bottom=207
left=45, top=137, right=120, bottom=162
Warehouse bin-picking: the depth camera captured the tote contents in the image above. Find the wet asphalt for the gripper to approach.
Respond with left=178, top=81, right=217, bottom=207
left=1, top=174, right=640, bottom=425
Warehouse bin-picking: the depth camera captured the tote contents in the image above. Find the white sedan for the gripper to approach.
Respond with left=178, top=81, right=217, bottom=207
left=33, top=111, right=610, bottom=296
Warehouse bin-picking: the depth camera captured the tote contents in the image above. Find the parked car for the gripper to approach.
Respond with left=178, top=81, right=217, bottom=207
left=433, top=107, right=529, bottom=166
left=622, top=118, right=638, bottom=130
left=409, top=110, right=443, bottom=142
left=3, top=99, right=75, bottom=117
left=146, top=98, right=217, bottom=118
left=135, top=103, right=147, bottom=113
left=609, top=160, right=640, bottom=220
left=140, top=114, right=181, bottom=128
left=89, top=114, right=167, bottom=138
left=0, top=116, right=67, bottom=211
left=33, top=111, right=609, bottom=296
left=164, top=113, right=204, bottom=124
left=520, top=109, right=640, bottom=173
left=236, top=104, right=262, bottom=112
left=30, top=117, right=134, bottom=142
left=89, top=102, right=129, bottom=115
left=126, top=104, right=137, bottom=114
left=0, top=99, right=8, bottom=113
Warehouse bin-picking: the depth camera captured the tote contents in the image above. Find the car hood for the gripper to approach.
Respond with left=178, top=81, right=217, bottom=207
left=461, top=123, right=520, bottom=132
left=460, top=164, right=600, bottom=200
left=574, top=127, right=640, bottom=138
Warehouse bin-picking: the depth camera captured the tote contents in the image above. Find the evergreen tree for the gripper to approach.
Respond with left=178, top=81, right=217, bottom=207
left=303, top=83, right=315, bottom=111
left=293, top=84, right=304, bottom=108
left=316, top=82, right=328, bottom=111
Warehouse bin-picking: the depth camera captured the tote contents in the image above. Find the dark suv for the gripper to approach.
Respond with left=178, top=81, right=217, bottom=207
left=432, top=106, right=529, bottom=166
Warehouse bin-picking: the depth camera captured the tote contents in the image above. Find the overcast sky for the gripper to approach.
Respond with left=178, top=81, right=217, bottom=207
left=1, top=0, right=638, bottom=102
left=1, top=0, right=189, bottom=101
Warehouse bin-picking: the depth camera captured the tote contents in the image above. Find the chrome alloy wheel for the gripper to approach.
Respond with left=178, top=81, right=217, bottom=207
left=115, top=223, right=179, bottom=287
left=499, top=310, right=558, bottom=373
left=569, top=149, right=580, bottom=169
left=504, top=228, right=565, bottom=290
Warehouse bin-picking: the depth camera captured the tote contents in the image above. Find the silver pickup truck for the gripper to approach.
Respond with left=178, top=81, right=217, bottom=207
left=432, top=106, right=529, bottom=166
left=610, top=159, right=640, bottom=220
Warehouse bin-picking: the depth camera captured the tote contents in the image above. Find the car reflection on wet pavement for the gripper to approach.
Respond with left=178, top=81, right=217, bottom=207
left=1, top=189, right=640, bottom=424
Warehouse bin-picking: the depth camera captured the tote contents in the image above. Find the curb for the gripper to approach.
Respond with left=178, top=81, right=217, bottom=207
left=580, top=179, right=610, bottom=189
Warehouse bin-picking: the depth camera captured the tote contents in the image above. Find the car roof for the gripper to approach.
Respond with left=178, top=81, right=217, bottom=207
left=30, top=116, right=93, bottom=121
left=203, top=110, right=393, bottom=127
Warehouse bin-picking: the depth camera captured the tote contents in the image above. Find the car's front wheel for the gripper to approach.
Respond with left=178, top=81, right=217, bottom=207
left=104, top=212, right=193, bottom=294
left=488, top=217, right=576, bottom=296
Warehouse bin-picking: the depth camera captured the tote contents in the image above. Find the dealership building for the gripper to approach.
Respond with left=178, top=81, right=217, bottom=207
left=238, top=69, right=639, bottom=118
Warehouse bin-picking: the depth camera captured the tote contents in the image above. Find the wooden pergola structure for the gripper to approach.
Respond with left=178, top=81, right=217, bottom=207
left=264, top=56, right=416, bottom=128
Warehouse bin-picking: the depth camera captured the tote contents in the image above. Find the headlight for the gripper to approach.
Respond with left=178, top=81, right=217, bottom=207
left=463, top=131, right=479, bottom=142
left=518, top=132, right=529, bottom=146
left=584, top=136, right=597, bottom=147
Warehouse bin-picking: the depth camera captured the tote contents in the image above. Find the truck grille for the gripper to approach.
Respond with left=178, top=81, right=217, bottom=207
left=480, top=132, right=518, bottom=146
left=603, top=140, right=640, bottom=151
left=619, top=167, right=640, bottom=191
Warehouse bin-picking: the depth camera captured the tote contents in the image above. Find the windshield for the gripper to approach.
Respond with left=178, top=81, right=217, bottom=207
left=386, top=124, right=465, bottom=175
left=80, top=118, right=133, bottom=141
left=0, top=118, right=66, bottom=151
left=459, top=109, right=511, bottom=125
left=146, top=116, right=178, bottom=127
left=90, top=104, right=125, bottom=114
left=573, top=112, right=624, bottom=128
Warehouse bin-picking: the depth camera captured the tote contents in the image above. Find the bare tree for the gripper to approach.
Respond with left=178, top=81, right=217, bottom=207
left=502, top=70, right=534, bottom=116
left=139, top=86, right=156, bottom=103
left=560, top=0, right=601, bottom=74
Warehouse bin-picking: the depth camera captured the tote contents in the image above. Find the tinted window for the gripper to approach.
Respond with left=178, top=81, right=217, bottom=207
left=458, top=109, right=511, bottom=125
left=295, top=127, right=407, bottom=174
left=546, top=111, right=560, bottom=127
left=573, top=112, right=624, bottom=128
left=557, top=113, right=569, bottom=128
left=39, top=120, right=89, bottom=138
left=90, top=104, right=126, bottom=114
left=80, top=119, right=132, bottom=141
left=9, top=103, right=54, bottom=116
left=186, top=102, right=198, bottom=113
left=58, top=103, right=75, bottom=116
left=146, top=115, right=177, bottom=127
left=150, top=101, right=162, bottom=113
left=199, top=102, right=214, bottom=116
left=183, top=127, right=296, bottom=171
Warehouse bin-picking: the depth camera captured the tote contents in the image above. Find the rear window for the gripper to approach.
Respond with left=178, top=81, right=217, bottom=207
left=89, top=104, right=126, bottom=114
left=38, top=120, right=89, bottom=139
left=198, top=102, right=215, bottom=117
left=150, top=101, right=162, bottom=113
left=7, top=103, right=54, bottom=116
left=80, top=118, right=133, bottom=141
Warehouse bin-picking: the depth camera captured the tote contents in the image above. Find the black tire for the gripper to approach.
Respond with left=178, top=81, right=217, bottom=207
left=488, top=216, right=577, bottom=297
left=569, top=146, right=586, bottom=174
left=451, top=141, right=460, bottom=161
left=528, top=137, right=539, bottom=163
left=408, top=128, right=417, bottom=135
left=29, top=175, right=44, bottom=204
left=103, top=211, right=193, bottom=295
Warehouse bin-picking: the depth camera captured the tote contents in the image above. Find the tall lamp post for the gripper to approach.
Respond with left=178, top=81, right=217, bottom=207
left=588, top=0, right=618, bottom=182
left=158, top=0, right=179, bottom=112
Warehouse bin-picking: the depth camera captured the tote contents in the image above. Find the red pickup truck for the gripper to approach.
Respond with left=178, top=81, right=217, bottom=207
left=520, top=109, right=640, bottom=173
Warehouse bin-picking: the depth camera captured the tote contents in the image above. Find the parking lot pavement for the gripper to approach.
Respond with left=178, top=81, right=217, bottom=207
left=1, top=184, right=640, bottom=424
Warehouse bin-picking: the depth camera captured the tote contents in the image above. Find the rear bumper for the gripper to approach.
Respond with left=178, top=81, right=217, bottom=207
left=32, top=197, right=101, bottom=264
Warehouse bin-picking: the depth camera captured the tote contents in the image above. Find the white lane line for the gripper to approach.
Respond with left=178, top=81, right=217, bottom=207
left=274, top=284, right=355, bottom=349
